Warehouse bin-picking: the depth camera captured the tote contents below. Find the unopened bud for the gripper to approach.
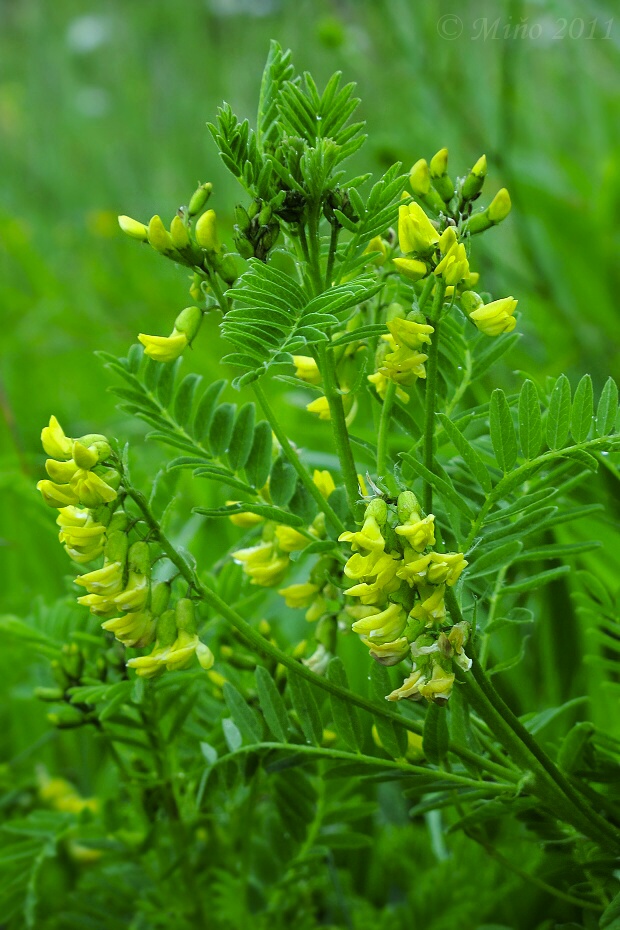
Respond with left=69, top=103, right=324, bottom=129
left=234, top=204, right=251, bottom=234
left=150, top=581, right=171, bottom=617
left=429, top=148, right=449, bottom=178
left=35, top=686, right=65, bottom=702
left=487, top=188, right=511, bottom=223
left=118, top=215, right=148, bottom=241
left=215, top=253, right=238, bottom=285
left=170, top=215, right=191, bottom=250
left=176, top=598, right=197, bottom=634
left=195, top=209, right=219, bottom=251
left=397, top=490, right=420, bottom=523
left=365, top=498, right=387, bottom=525
left=188, top=182, right=213, bottom=217
left=148, top=215, right=175, bottom=254
left=410, top=159, right=431, bottom=197
left=173, top=306, right=202, bottom=343
left=461, top=154, right=487, bottom=201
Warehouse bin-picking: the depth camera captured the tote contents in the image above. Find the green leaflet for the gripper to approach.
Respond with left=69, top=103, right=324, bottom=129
left=422, top=703, right=449, bottom=765
left=222, top=682, right=263, bottom=743
left=546, top=373, right=571, bottom=450
left=571, top=373, right=594, bottom=444
left=596, top=376, right=619, bottom=437
left=326, top=657, right=364, bottom=751
left=287, top=671, right=323, bottom=745
left=369, top=663, right=408, bottom=759
left=518, top=380, right=542, bottom=460
left=489, top=388, right=518, bottom=472
left=255, top=666, right=290, bottom=742
left=437, top=413, right=492, bottom=493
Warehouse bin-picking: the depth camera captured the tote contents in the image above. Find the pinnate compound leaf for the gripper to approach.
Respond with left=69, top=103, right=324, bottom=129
left=437, top=413, right=492, bottom=493
left=223, top=682, right=263, bottom=743
left=287, top=671, right=323, bottom=745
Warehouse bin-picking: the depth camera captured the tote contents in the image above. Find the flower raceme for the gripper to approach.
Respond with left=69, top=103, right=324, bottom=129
left=338, top=495, right=469, bottom=704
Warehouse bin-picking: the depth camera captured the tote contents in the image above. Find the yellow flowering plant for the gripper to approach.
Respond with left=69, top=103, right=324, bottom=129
left=21, top=41, right=620, bottom=925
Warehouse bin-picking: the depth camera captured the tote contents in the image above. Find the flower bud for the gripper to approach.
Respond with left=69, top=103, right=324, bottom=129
left=118, top=215, right=148, bottom=242
left=488, top=188, right=511, bottom=223
left=170, top=215, right=191, bottom=250
left=397, top=490, right=419, bottom=523
left=215, top=252, right=238, bottom=285
left=429, top=148, right=454, bottom=203
left=147, top=215, right=176, bottom=254
left=461, top=154, right=487, bottom=201
left=393, top=257, right=428, bottom=281
left=195, top=209, right=219, bottom=251
left=150, top=581, right=171, bottom=616
left=188, top=182, right=213, bottom=217
left=365, top=498, right=387, bottom=525
left=176, top=597, right=197, bottom=634
left=409, top=159, right=431, bottom=197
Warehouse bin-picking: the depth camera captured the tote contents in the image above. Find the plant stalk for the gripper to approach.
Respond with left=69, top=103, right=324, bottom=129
left=422, top=277, right=446, bottom=513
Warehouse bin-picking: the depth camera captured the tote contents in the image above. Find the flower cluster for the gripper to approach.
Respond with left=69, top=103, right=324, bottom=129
left=368, top=308, right=434, bottom=402
left=339, top=494, right=470, bottom=704
left=36, top=417, right=214, bottom=679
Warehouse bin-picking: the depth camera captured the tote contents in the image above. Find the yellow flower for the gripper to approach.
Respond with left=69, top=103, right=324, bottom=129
left=434, top=241, right=470, bottom=286
left=165, top=631, right=202, bottom=671
left=138, top=331, right=188, bottom=362
left=386, top=318, right=434, bottom=350
left=469, top=297, right=518, bottom=336
left=70, top=469, right=117, bottom=507
left=37, top=479, right=80, bottom=508
left=56, top=506, right=91, bottom=528
left=396, top=552, right=432, bottom=586
left=101, top=610, right=155, bottom=648
left=74, top=561, right=124, bottom=596
left=338, top=514, right=385, bottom=553
left=76, top=592, right=118, bottom=617
left=367, top=371, right=409, bottom=403
left=306, top=395, right=331, bottom=420
left=363, top=636, right=410, bottom=666
left=386, top=666, right=426, bottom=702
left=113, top=572, right=149, bottom=612
left=427, top=551, right=468, bottom=586
left=45, top=459, right=78, bottom=483
left=398, top=202, right=440, bottom=255
left=278, top=582, right=320, bottom=609
left=58, top=523, right=106, bottom=550
left=232, top=542, right=289, bottom=586
left=343, top=550, right=382, bottom=580
left=41, top=416, right=73, bottom=460
left=363, top=235, right=387, bottom=264
left=351, top=603, right=407, bottom=642
left=274, top=525, right=307, bottom=553
left=292, top=355, right=321, bottom=385
left=313, top=469, right=336, bottom=499
left=395, top=513, right=435, bottom=551
left=393, top=257, right=428, bottom=282
left=127, top=647, right=169, bottom=679
left=418, top=662, right=455, bottom=702
left=381, top=345, right=429, bottom=384
left=409, top=585, right=447, bottom=625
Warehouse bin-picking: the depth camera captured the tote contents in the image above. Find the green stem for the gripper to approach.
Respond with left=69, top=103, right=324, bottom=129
left=208, top=741, right=514, bottom=792
left=325, top=222, right=340, bottom=289
left=376, top=379, right=397, bottom=476
left=417, top=274, right=435, bottom=313
left=470, top=831, right=603, bottom=912
left=422, top=277, right=446, bottom=513
left=251, top=380, right=345, bottom=534
left=317, top=342, right=360, bottom=513
left=124, top=485, right=515, bottom=783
